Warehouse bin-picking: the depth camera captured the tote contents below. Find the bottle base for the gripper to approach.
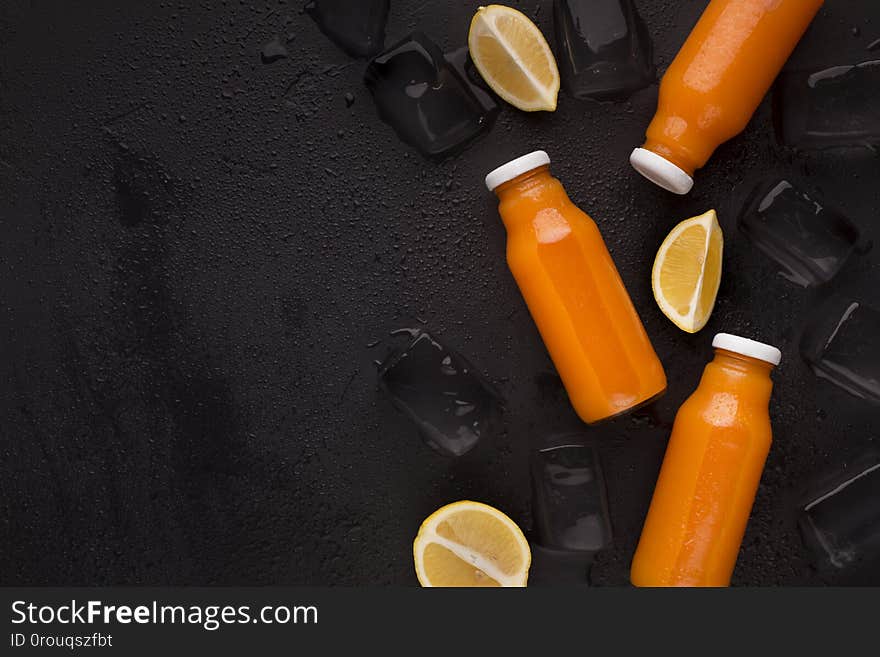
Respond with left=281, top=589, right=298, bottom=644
left=581, top=386, right=667, bottom=426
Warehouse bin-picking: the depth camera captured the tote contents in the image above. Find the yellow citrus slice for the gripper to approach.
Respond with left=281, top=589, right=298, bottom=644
left=652, top=209, right=724, bottom=333
left=413, top=500, right=530, bottom=587
left=467, top=5, right=560, bottom=112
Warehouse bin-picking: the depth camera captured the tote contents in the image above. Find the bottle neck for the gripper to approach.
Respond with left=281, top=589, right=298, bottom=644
left=493, top=165, right=566, bottom=230
left=700, top=348, right=775, bottom=406
left=642, top=134, right=705, bottom=177
left=494, top=165, right=554, bottom=200
left=643, top=104, right=725, bottom=174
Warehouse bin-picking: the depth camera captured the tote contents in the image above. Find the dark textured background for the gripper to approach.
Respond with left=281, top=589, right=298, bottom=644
left=2, top=0, right=879, bottom=586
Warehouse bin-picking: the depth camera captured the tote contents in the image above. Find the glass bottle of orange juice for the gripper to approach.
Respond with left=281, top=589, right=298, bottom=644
left=631, top=333, right=782, bottom=587
left=486, top=151, right=666, bottom=424
left=630, top=0, right=824, bottom=194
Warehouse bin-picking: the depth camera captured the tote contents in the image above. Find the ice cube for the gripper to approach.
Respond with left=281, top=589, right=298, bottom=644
left=737, top=179, right=860, bottom=287
left=530, top=443, right=613, bottom=552
left=527, top=543, right=592, bottom=587
left=443, top=46, right=499, bottom=118
left=305, top=0, right=389, bottom=58
left=377, top=329, right=502, bottom=457
left=364, top=33, right=499, bottom=160
left=801, top=298, right=880, bottom=403
left=774, top=60, right=880, bottom=149
left=553, top=0, right=655, bottom=101
left=798, top=455, right=880, bottom=569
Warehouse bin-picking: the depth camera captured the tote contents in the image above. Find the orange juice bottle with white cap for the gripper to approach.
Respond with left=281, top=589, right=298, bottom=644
left=630, top=0, right=824, bottom=194
left=485, top=150, right=666, bottom=424
left=631, top=333, right=782, bottom=586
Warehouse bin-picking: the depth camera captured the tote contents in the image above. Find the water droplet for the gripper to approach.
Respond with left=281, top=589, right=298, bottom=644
left=261, top=37, right=289, bottom=64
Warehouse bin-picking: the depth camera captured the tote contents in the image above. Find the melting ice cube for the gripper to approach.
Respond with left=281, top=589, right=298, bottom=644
left=364, top=33, right=499, bottom=160
left=737, top=179, right=860, bottom=287
left=553, top=0, right=655, bottom=101
left=305, top=0, right=389, bottom=58
left=798, top=455, right=880, bottom=569
left=530, top=443, right=613, bottom=552
left=774, top=60, right=880, bottom=149
left=377, top=329, right=502, bottom=457
left=801, top=298, right=880, bottom=403
left=527, top=543, right=592, bottom=587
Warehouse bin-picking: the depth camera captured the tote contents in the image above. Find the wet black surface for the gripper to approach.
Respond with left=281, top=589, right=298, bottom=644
left=2, top=0, right=879, bottom=586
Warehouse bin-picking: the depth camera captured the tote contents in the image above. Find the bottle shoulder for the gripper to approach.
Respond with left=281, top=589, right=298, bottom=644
left=499, top=186, right=597, bottom=234
left=677, top=385, right=772, bottom=435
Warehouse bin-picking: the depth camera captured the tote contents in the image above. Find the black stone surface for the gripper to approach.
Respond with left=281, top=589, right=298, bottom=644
left=2, top=0, right=879, bottom=586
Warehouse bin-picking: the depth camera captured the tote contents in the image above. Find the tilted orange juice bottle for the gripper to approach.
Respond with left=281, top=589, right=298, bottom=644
left=486, top=151, right=666, bottom=424
left=631, top=333, right=782, bottom=587
left=630, top=0, right=824, bottom=194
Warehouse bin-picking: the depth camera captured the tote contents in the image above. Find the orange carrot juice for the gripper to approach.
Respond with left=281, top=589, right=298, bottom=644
left=486, top=151, right=666, bottom=424
left=631, top=0, right=824, bottom=194
left=631, top=333, right=782, bottom=587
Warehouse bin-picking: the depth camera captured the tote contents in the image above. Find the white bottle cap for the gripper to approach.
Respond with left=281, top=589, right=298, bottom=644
left=712, top=333, right=782, bottom=366
left=630, top=147, right=694, bottom=195
left=485, top=150, right=551, bottom=191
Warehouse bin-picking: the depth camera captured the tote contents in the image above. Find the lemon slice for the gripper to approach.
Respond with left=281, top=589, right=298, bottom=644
left=413, top=500, right=530, bottom=587
left=468, top=5, right=560, bottom=112
left=652, top=210, right=724, bottom=333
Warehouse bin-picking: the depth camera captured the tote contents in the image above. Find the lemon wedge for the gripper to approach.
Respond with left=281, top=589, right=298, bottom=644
left=413, top=500, right=530, bottom=587
left=652, top=210, right=724, bottom=333
left=467, top=5, right=560, bottom=112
